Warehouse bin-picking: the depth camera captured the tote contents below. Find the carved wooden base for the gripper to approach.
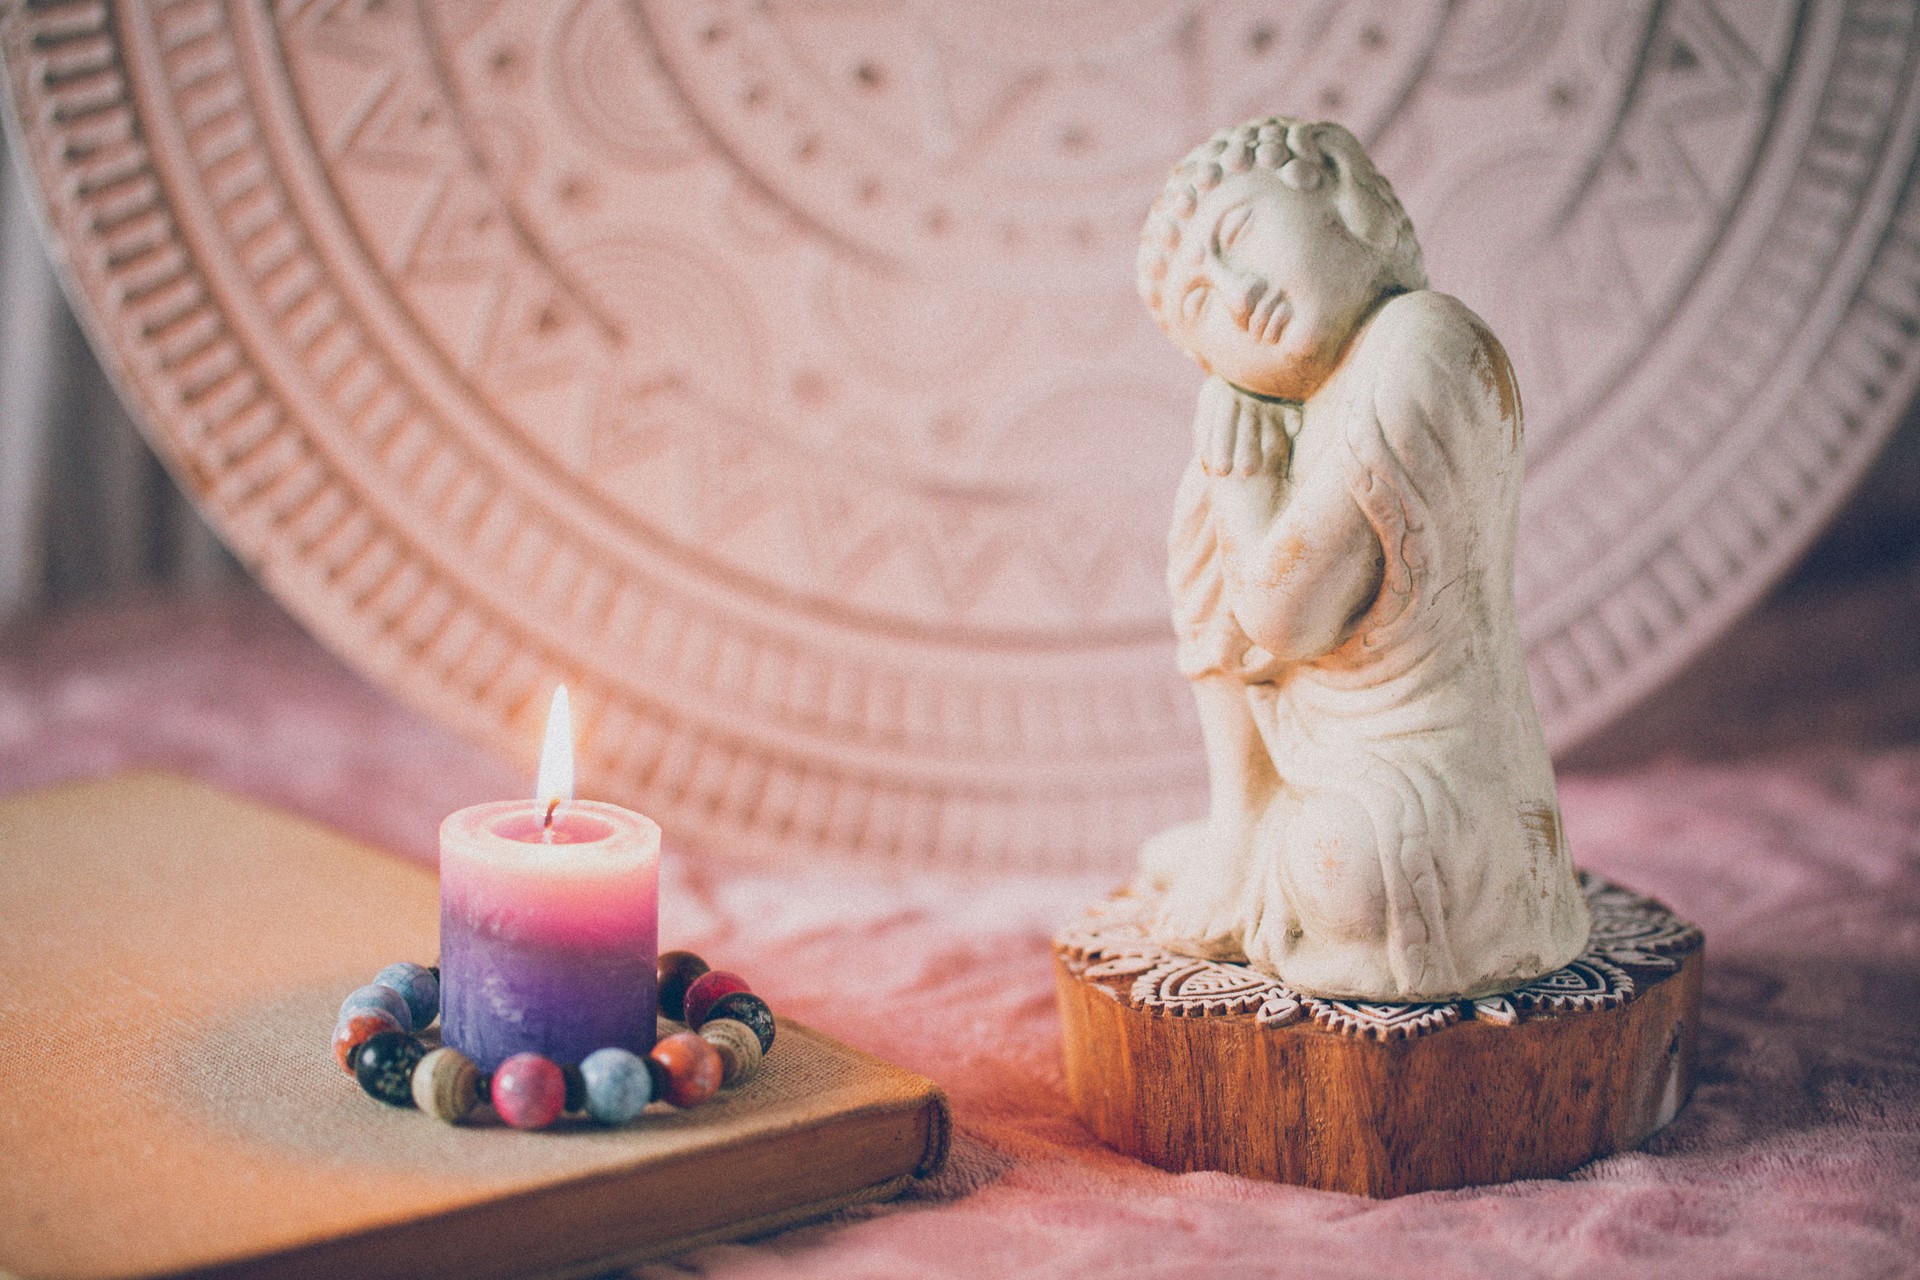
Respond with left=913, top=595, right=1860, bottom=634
left=1054, top=873, right=1702, bottom=1197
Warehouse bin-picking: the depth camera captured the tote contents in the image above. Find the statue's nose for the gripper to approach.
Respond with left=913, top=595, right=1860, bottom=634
left=1224, top=274, right=1265, bottom=327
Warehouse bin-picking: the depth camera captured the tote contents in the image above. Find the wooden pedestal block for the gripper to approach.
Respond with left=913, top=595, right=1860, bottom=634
left=1054, top=874, right=1702, bottom=1197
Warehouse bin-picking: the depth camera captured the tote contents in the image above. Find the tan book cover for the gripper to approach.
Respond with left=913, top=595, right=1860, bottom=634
left=0, top=774, right=949, bottom=1280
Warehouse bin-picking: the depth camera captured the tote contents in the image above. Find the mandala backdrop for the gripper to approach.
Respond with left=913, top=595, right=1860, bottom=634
left=4, top=1, right=1918, bottom=868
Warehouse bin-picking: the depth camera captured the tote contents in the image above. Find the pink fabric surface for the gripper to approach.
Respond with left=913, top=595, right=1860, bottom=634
left=3, top=586, right=1918, bottom=1279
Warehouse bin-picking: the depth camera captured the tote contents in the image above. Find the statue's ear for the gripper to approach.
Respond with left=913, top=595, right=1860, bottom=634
left=1298, top=122, right=1398, bottom=260
left=1336, top=179, right=1390, bottom=251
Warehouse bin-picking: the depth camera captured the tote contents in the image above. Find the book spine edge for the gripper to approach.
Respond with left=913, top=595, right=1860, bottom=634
left=917, top=1090, right=953, bottom=1178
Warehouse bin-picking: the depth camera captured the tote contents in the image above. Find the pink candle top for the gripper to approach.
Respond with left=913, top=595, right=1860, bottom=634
left=440, top=799, right=659, bottom=949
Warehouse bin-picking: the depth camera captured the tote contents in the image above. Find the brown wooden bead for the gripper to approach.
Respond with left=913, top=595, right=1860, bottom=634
left=699, top=1017, right=763, bottom=1086
left=648, top=1031, right=723, bottom=1107
left=657, top=950, right=710, bottom=1021
left=411, top=1046, right=480, bottom=1123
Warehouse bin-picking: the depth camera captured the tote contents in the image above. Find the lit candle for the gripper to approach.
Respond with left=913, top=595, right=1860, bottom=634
left=439, top=686, right=660, bottom=1070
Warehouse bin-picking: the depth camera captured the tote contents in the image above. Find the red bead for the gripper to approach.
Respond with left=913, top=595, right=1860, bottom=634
left=683, top=970, right=750, bottom=1028
left=334, top=1009, right=402, bottom=1074
left=491, top=1053, right=566, bottom=1130
left=649, top=1031, right=723, bottom=1107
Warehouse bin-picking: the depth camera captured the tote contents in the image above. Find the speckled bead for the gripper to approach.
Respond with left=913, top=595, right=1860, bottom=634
left=410, top=1046, right=480, bottom=1123
left=334, top=1008, right=403, bottom=1074
left=649, top=1031, right=723, bottom=1108
left=373, top=962, right=439, bottom=1030
left=355, top=1030, right=425, bottom=1106
left=706, top=991, right=776, bottom=1053
left=580, top=1047, right=653, bottom=1125
left=657, top=950, right=710, bottom=1021
left=682, top=970, right=750, bottom=1028
left=699, top=1017, right=763, bottom=1086
left=339, top=982, right=413, bottom=1033
left=491, top=1053, right=566, bottom=1130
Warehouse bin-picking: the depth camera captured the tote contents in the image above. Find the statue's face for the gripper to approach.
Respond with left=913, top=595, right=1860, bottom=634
left=1161, top=168, right=1388, bottom=401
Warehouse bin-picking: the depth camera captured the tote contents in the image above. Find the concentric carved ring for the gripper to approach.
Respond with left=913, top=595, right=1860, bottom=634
left=3, top=1, right=1917, bottom=868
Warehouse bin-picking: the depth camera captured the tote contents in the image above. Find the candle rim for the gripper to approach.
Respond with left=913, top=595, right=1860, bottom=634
left=441, top=799, right=660, bottom=873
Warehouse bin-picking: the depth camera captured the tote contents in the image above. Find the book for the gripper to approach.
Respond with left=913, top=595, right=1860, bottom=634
left=0, top=774, right=949, bottom=1280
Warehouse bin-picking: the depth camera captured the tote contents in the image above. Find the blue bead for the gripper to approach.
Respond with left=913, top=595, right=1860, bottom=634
left=340, top=983, right=413, bottom=1033
left=373, top=962, right=439, bottom=1029
left=580, top=1047, right=653, bottom=1125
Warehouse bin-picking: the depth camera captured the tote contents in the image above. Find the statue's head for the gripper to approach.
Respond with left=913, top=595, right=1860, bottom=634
left=1139, top=118, right=1426, bottom=401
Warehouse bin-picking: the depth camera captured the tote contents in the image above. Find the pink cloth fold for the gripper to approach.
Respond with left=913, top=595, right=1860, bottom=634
left=3, top=587, right=1916, bottom=1278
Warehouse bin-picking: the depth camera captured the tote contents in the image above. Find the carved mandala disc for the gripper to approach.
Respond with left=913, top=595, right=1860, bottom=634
left=4, top=3, right=1918, bottom=867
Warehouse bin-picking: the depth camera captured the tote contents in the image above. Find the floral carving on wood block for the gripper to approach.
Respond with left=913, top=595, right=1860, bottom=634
left=1057, top=870, right=1699, bottom=1042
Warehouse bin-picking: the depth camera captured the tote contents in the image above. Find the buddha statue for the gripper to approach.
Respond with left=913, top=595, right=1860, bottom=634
left=1133, top=117, right=1589, bottom=1002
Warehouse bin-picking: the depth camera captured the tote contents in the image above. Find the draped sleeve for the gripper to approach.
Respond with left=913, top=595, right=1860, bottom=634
left=1230, top=290, right=1586, bottom=1000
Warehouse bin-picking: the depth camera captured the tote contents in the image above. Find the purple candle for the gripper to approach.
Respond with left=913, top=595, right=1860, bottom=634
left=439, top=689, right=660, bottom=1069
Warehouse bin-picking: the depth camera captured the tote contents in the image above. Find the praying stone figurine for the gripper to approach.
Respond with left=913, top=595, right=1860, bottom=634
left=1134, top=117, right=1589, bottom=1002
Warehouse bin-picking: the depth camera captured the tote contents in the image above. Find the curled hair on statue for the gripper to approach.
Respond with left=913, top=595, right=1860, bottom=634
left=1278, top=120, right=1329, bottom=191
left=1136, top=116, right=1427, bottom=327
left=1283, top=121, right=1424, bottom=291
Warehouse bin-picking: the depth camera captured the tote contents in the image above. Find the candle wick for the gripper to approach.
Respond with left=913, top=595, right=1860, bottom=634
left=543, top=798, right=559, bottom=844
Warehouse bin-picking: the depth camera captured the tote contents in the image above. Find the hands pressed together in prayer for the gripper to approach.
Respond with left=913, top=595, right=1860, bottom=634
left=1194, top=376, right=1296, bottom=481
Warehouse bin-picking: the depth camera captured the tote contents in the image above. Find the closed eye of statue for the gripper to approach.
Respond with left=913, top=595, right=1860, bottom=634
left=1181, top=281, right=1211, bottom=325
left=1215, top=201, right=1254, bottom=255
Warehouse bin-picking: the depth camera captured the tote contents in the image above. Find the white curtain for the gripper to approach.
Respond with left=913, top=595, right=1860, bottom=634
left=0, top=122, right=236, bottom=622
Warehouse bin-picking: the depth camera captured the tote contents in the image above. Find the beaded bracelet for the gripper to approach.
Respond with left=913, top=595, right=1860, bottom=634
left=331, top=950, right=776, bottom=1130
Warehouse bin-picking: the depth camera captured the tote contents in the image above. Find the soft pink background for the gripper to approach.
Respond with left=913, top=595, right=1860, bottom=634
left=2, top=574, right=1917, bottom=1278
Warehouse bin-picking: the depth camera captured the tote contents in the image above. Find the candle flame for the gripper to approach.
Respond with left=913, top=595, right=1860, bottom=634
left=536, top=685, right=574, bottom=827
